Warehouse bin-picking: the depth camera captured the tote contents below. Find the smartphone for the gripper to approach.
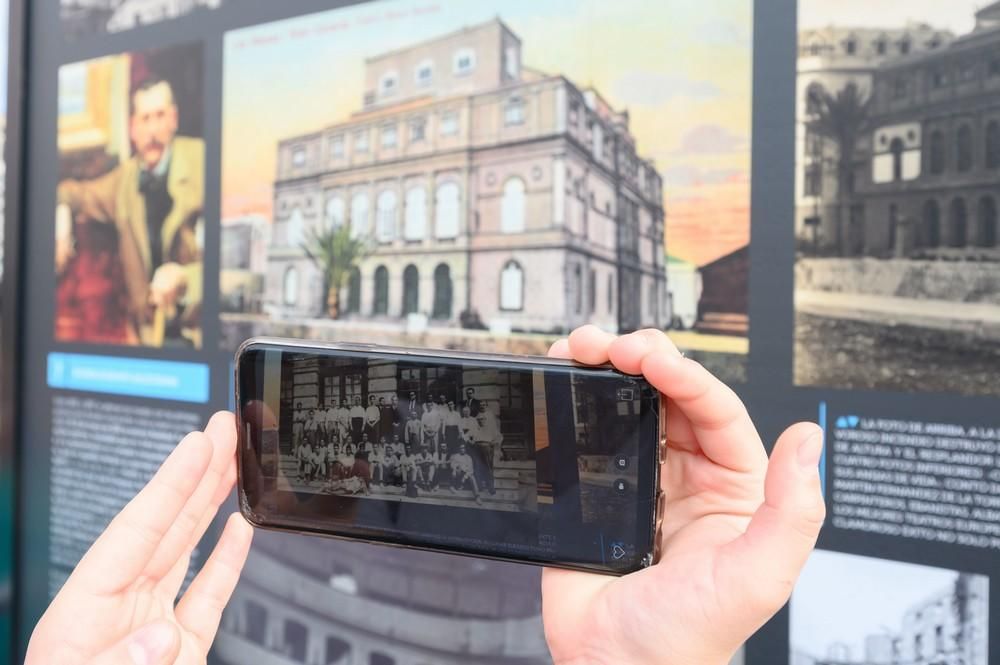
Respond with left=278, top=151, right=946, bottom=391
left=235, top=337, right=664, bottom=575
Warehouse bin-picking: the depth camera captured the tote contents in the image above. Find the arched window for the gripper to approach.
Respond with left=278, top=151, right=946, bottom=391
left=950, top=198, right=968, bottom=248
left=986, top=121, right=1000, bottom=169
left=929, top=131, right=945, bottom=175
left=432, top=264, right=452, bottom=319
left=376, top=190, right=397, bottom=243
left=283, top=266, right=298, bottom=306
left=890, top=138, right=905, bottom=182
left=325, top=196, right=345, bottom=228
left=435, top=182, right=460, bottom=239
left=346, top=267, right=361, bottom=314
left=957, top=125, right=973, bottom=172
left=404, top=187, right=427, bottom=241
left=922, top=200, right=941, bottom=248
left=350, top=193, right=369, bottom=238
left=978, top=196, right=997, bottom=248
left=287, top=208, right=304, bottom=247
left=402, top=264, right=419, bottom=316
left=373, top=265, right=389, bottom=315
left=805, top=83, right=825, bottom=116
left=501, top=178, right=526, bottom=233
left=500, top=261, right=524, bottom=311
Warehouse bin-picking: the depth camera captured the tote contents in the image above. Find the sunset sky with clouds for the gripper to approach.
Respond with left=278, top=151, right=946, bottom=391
left=222, top=0, right=751, bottom=267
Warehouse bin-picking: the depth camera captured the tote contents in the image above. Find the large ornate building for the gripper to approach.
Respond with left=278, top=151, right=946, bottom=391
left=795, top=23, right=949, bottom=249
left=268, top=19, right=666, bottom=335
left=852, top=3, right=1000, bottom=257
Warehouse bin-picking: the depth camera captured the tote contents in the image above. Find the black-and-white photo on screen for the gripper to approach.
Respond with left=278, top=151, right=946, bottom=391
left=277, top=353, right=539, bottom=511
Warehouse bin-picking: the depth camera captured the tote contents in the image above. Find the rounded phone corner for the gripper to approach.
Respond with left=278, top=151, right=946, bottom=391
left=237, top=489, right=267, bottom=529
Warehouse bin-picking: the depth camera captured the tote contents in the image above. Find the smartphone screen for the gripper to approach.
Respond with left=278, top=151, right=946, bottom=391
left=237, top=340, right=661, bottom=575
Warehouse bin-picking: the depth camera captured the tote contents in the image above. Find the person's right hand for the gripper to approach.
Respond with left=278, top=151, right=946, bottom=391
left=25, top=412, right=252, bottom=665
left=541, top=327, right=826, bottom=665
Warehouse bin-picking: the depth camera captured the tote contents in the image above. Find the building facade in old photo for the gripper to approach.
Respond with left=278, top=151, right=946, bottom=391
left=797, top=5, right=1000, bottom=257
left=794, top=1, right=1000, bottom=396
left=266, top=19, right=667, bottom=336
left=61, top=0, right=222, bottom=36
left=217, top=531, right=550, bottom=665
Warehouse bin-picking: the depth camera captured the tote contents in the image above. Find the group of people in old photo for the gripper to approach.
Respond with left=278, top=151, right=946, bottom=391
left=289, top=387, right=505, bottom=505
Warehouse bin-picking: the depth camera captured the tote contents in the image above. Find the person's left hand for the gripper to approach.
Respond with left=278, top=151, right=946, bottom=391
left=149, top=262, right=188, bottom=308
left=25, top=412, right=253, bottom=665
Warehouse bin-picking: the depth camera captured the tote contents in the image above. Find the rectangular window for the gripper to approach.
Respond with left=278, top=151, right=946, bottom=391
left=416, top=65, right=433, bottom=86
left=381, top=124, right=397, bottom=149
left=504, top=46, right=519, bottom=79
left=410, top=117, right=426, bottom=143
left=292, top=147, right=306, bottom=168
left=453, top=49, right=476, bottom=75
left=990, top=55, right=1000, bottom=77
left=574, top=265, right=583, bottom=314
left=440, top=111, right=458, bottom=136
left=355, top=130, right=369, bottom=153
left=588, top=269, right=596, bottom=314
left=504, top=98, right=525, bottom=126
left=804, top=164, right=822, bottom=197
left=607, top=274, right=615, bottom=314
left=892, top=78, right=908, bottom=99
left=330, top=134, right=344, bottom=158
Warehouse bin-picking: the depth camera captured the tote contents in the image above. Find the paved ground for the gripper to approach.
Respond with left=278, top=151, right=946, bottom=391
left=796, top=289, right=1000, bottom=339
left=794, top=312, right=1000, bottom=397
left=222, top=314, right=749, bottom=385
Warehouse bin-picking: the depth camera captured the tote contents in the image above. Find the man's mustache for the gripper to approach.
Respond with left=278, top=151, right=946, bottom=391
left=139, top=139, right=165, bottom=153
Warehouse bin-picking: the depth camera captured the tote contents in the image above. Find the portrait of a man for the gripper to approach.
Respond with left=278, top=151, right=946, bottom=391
left=54, top=44, right=205, bottom=348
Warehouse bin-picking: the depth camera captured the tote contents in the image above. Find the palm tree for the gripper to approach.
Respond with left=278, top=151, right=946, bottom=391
left=300, top=224, right=371, bottom=319
left=807, top=83, right=871, bottom=255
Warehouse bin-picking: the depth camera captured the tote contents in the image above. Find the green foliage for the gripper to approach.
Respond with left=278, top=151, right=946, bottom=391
left=300, top=224, right=371, bottom=318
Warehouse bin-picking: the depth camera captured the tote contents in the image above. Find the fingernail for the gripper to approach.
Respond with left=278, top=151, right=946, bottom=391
left=797, top=431, right=824, bottom=469
left=127, top=622, right=175, bottom=665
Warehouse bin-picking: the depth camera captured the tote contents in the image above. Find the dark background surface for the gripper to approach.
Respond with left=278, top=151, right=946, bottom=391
left=3, top=1, right=997, bottom=663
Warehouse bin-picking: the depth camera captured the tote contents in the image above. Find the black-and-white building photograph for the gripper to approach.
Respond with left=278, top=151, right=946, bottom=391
left=794, top=0, right=1000, bottom=396
left=60, top=0, right=224, bottom=39
left=275, top=354, right=539, bottom=512
left=790, top=550, right=989, bottom=665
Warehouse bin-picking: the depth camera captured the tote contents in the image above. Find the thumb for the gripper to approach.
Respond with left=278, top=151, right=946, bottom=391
left=717, top=423, right=826, bottom=623
left=88, top=620, right=181, bottom=665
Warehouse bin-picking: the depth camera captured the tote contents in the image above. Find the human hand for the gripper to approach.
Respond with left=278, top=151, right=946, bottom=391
left=55, top=203, right=76, bottom=275
left=542, top=327, right=825, bottom=665
left=25, top=412, right=253, bottom=665
left=149, top=262, right=188, bottom=308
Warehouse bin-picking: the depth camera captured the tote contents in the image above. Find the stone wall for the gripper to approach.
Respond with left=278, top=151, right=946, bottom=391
left=796, top=258, right=1000, bottom=305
